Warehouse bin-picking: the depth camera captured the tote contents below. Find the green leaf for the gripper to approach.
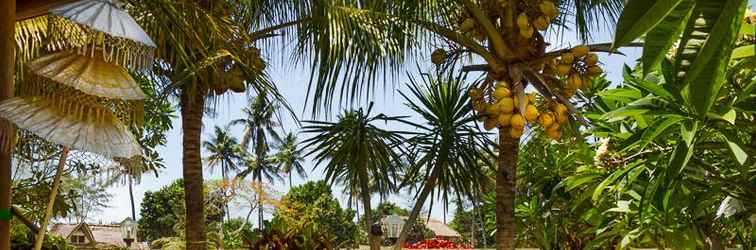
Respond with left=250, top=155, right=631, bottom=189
left=613, top=0, right=686, bottom=48
left=626, top=74, right=676, bottom=101
left=592, top=162, right=643, bottom=202
left=707, top=109, right=737, bottom=124
left=638, top=115, right=685, bottom=149
left=668, top=141, right=694, bottom=177
left=680, top=120, right=698, bottom=146
left=726, top=140, right=747, bottom=165
left=739, top=22, right=755, bottom=35
left=731, top=44, right=755, bottom=60
left=559, top=174, right=604, bottom=191
left=718, top=131, right=749, bottom=165
left=642, top=0, right=696, bottom=75
left=681, top=0, right=747, bottom=116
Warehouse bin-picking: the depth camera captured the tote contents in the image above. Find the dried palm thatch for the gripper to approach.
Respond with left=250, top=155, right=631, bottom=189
left=25, top=51, right=145, bottom=100
left=0, top=91, right=141, bottom=159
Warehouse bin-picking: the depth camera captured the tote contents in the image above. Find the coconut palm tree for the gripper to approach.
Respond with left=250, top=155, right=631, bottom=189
left=204, top=125, right=243, bottom=183
left=393, top=70, right=493, bottom=248
left=202, top=125, right=243, bottom=249
left=271, top=133, right=306, bottom=188
left=126, top=2, right=277, bottom=249
left=230, top=92, right=282, bottom=231
left=231, top=92, right=281, bottom=154
left=236, top=150, right=282, bottom=231
left=301, top=104, right=404, bottom=250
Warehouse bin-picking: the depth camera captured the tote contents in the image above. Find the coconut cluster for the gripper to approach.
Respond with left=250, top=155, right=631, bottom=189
left=469, top=81, right=569, bottom=139
left=543, top=45, right=603, bottom=98
left=516, top=1, right=558, bottom=38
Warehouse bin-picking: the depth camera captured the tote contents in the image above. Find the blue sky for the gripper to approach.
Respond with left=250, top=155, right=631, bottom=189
left=92, top=21, right=646, bottom=225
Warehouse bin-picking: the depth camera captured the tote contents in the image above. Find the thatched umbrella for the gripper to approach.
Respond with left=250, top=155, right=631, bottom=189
left=0, top=1, right=154, bottom=249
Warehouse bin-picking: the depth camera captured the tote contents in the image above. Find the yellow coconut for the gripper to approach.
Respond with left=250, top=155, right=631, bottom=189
left=493, top=87, right=512, bottom=99
left=510, top=126, right=524, bottom=138
left=524, top=105, right=539, bottom=121
left=585, top=53, right=599, bottom=66
left=510, top=113, right=526, bottom=128
left=571, top=45, right=590, bottom=57
left=557, top=64, right=572, bottom=76
left=498, top=97, right=515, bottom=113
left=537, top=112, right=555, bottom=127
left=498, top=113, right=512, bottom=127
left=587, top=65, right=603, bottom=77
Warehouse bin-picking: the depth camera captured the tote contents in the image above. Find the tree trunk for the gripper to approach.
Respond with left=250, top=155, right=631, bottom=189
left=257, top=172, right=263, bottom=231
left=496, top=130, right=518, bottom=250
left=219, top=165, right=227, bottom=250
left=129, top=176, right=136, bottom=220
left=394, top=165, right=441, bottom=249
left=358, top=167, right=380, bottom=250
left=33, top=148, right=69, bottom=250
left=181, top=90, right=207, bottom=250
left=255, top=127, right=265, bottom=231
left=0, top=1, right=15, bottom=249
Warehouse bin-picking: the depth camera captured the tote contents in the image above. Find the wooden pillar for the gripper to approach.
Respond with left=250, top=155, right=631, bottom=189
left=0, top=0, right=15, bottom=249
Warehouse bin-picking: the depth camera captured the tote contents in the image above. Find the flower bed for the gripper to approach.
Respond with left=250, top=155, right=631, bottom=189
left=402, top=238, right=473, bottom=249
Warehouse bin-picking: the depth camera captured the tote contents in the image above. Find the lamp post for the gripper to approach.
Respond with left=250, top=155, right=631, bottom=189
left=120, top=218, right=137, bottom=248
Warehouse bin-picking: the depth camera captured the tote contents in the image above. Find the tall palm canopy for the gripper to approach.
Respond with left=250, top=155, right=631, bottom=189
left=271, top=133, right=306, bottom=188
left=301, top=104, right=405, bottom=250
left=231, top=92, right=280, bottom=153
left=203, top=125, right=243, bottom=179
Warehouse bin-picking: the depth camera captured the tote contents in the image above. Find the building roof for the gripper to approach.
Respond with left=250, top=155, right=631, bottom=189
left=50, top=223, right=134, bottom=248
left=424, top=218, right=461, bottom=238
left=382, top=216, right=462, bottom=238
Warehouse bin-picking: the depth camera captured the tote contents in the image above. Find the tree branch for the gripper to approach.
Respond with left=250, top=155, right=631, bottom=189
left=460, top=0, right=514, bottom=61
left=461, top=42, right=643, bottom=72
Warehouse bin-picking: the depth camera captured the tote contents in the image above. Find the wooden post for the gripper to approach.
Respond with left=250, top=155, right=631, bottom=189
left=0, top=0, right=16, bottom=249
left=33, top=148, right=69, bottom=250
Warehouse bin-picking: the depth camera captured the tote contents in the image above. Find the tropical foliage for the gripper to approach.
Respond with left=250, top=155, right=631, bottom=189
left=138, top=180, right=225, bottom=244
left=271, top=181, right=359, bottom=246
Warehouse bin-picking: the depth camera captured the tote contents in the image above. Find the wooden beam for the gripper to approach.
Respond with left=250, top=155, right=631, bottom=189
left=0, top=1, right=15, bottom=249
left=16, top=0, right=77, bottom=20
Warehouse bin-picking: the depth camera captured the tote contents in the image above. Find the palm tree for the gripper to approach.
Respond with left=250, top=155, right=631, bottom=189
left=271, top=133, right=306, bottom=188
left=231, top=92, right=281, bottom=231
left=231, top=92, right=281, bottom=153
left=236, top=151, right=282, bottom=231
left=127, top=2, right=277, bottom=249
left=202, top=125, right=243, bottom=250
left=393, top=71, right=493, bottom=248
left=301, top=104, right=404, bottom=250
left=204, top=125, right=243, bottom=183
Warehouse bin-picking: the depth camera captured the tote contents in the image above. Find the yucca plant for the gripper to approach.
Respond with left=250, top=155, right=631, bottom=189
left=394, top=70, right=494, bottom=247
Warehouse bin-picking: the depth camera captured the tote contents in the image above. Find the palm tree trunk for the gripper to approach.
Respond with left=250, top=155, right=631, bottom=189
left=496, top=130, right=518, bottom=250
left=358, top=167, right=380, bottom=250
left=219, top=165, right=226, bottom=250
left=33, top=147, right=69, bottom=250
left=0, top=1, right=15, bottom=249
left=181, top=90, right=207, bottom=250
left=394, top=165, right=441, bottom=249
left=129, top=176, right=136, bottom=220
left=257, top=173, right=263, bottom=231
